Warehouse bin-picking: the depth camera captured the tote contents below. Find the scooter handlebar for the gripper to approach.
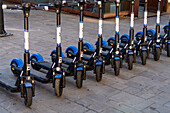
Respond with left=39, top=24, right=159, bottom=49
left=2, top=4, right=49, bottom=11
left=33, top=6, right=49, bottom=11
left=2, top=4, right=18, bottom=9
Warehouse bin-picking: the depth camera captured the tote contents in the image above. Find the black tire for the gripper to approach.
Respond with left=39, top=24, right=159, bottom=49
left=108, top=39, right=114, bottom=46
left=31, top=57, right=41, bottom=71
left=133, top=53, right=136, bottom=63
left=154, top=48, right=160, bottom=61
left=66, top=49, right=74, bottom=57
left=24, top=87, right=32, bottom=107
left=114, top=61, right=120, bottom=76
left=167, top=44, right=170, bottom=57
left=96, top=65, right=102, bottom=82
left=11, top=61, right=19, bottom=77
left=128, top=55, right=133, bottom=70
left=55, top=79, right=63, bottom=97
left=76, top=71, right=83, bottom=88
left=120, top=57, right=123, bottom=68
left=51, top=52, right=56, bottom=62
left=141, top=51, right=147, bottom=65
left=83, top=44, right=89, bottom=49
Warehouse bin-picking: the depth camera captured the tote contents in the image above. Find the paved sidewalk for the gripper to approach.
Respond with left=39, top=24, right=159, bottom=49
left=0, top=9, right=170, bottom=113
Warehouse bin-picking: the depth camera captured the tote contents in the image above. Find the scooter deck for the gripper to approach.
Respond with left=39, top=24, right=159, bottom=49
left=84, top=49, right=95, bottom=55
left=0, top=80, right=20, bottom=93
left=31, top=73, right=52, bottom=83
left=86, top=65, right=94, bottom=71
left=62, top=57, right=73, bottom=65
left=37, top=61, right=51, bottom=70
left=102, top=46, right=112, bottom=51
left=12, top=66, right=52, bottom=84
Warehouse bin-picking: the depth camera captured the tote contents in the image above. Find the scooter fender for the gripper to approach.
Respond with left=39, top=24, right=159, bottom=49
left=77, top=67, right=83, bottom=71
left=155, top=44, right=160, bottom=48
left=114, top=57, right=120, bottom=61
left=30, top=54, right=44, bottom=62
left=24, top=83, right=32, bottom=88
left=55, top=74, right=62, bottom=79
left=50, top=50, right=64, bottom=57
left=128, top=52, right=134, bottom=55
left=10, top=58, right=24, bottom=68
left=141, top=48, right=147, bottom=51
left=96, top=62, right=102, bottom=66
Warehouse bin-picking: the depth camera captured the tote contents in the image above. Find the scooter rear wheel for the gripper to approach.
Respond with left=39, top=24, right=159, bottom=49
left=11, top=61, right=19, bottom=77
left=154, top=48, right=160, bottom=61
left=31, top=57, right=41, bottom=71
left=167, top=44, right=170, bottom=57
left=96, top=65, right=102, bottom=82
left=24, top=87, right=32, bottom=107
left=55, top=79, right=63, bottom=97
left=128, top=55, right=133, bottom=70
left=141, top=51, right=147, bottom=65
left=114, top=61, right=120, bottom=76
left=76, top=71, right=83, bottom=88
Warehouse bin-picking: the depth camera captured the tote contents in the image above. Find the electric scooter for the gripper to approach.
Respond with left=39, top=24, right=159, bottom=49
left=99, top=0, right=121, bottom=75
left=149, top=0, right=162, bottom=61
left=134, top=0, right=149, bottom=65
left=30, top=0, right=66, bottom=97
left=160, top=20, right=170, bottom=57
left=0, top=3, right=38, bottom=107
left=63, top=0, right=105, bottom=81
left=31, top=0, right=86, bottom=90
left=141, top=22, right=170, bottom=58
left=108, top=0, right=136, bottom=70
left=107, top=0, right=121, bottom=75
left=69, top=0, right=121, bottom=76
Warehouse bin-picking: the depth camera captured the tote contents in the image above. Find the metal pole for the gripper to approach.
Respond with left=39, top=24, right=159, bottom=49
left=0, top=0, right=12, bottom=37
left=0, top=0, right=6, bottom=35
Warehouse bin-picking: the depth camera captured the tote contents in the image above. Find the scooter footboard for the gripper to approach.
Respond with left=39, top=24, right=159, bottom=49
left=0, top=81, right=20, bottom=92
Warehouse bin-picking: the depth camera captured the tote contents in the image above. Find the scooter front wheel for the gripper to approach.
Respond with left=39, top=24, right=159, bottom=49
left=55, top=79, right=63, bottom=97
left=120, top=56, right=123, bottom=68
left=141, top=51, right=147, bottom=65
left=167, top=44, right=170, bottom=57
left=128, top=55, right=133, bottom=70
left=24, top=87, right=32, bottom=107
left=114, top=61, right=120, bottom=76
left=96, top=65, right=102, bottom=82
left=76, top=71, right=83, bottom=88
left=154, top=48, right=160, bottom=61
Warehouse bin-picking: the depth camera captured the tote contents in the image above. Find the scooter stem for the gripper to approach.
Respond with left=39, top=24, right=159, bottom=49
left=55, top=0, right=62, bottom=69
left=155, top=0, right=161, bottom=41
left=97, top=0, right=103, bottom=57
left=77, top=0, right=85, bottom=62
left=23, top=3, right=31, bottom=76
left=142, top=0, right=148, bottom=44
left=114, top=0, right=120, bottom=54
left=129, top=0, right=135, bottom=47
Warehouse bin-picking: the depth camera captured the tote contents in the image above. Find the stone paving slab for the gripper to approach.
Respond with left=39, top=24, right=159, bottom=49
left=0, top=9, right=170, bottom=113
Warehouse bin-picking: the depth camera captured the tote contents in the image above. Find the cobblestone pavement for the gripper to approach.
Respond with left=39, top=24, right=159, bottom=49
left=0, top=9, right=170, bottom=113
